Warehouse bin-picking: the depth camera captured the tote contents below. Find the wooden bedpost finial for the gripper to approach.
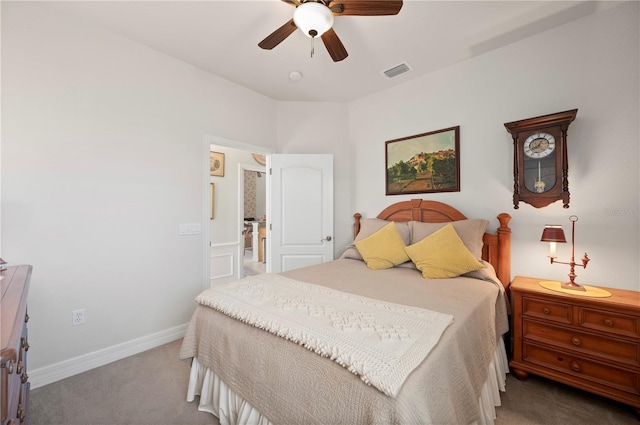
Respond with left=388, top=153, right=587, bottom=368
left=496, top=213, right=512, bottom=291
left=497, top=213, right=512, bottom=232
left=354, top=213, right=362, bottom=239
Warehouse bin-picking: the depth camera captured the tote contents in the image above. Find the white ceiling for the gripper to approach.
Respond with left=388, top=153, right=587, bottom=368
left=40, top=0, right=622, bottom=102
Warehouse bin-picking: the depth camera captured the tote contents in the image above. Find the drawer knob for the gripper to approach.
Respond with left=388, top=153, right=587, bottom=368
left=603, top=318, right=614, bottom=326
left=21, top=372, right=28, bottom=384
left=570, top=361, right=581, bottom=372
left=16, top=361, right=23, bottom=374
left=571, top=337, right=581, bottom=346
left=7, top=359, right=15, bottom=374
left=22, top=338, right=29, bottom=352
left=17, top=403, right=24, bottom=421
left=542, top=307, right=551, bottom=314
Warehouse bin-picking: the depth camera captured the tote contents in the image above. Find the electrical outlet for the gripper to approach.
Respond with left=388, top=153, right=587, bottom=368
left=72, top=309, right=85, bottom=326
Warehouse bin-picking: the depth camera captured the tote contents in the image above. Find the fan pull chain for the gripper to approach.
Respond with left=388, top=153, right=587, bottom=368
left=308, top=29, right=318, bottom=59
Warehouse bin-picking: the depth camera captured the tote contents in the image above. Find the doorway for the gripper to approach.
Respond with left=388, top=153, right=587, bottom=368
left=240, top=167, right=267, bottom=278
left=203, top=135, right=272, bottom=288
left=201, top=136, right=335, bottom=288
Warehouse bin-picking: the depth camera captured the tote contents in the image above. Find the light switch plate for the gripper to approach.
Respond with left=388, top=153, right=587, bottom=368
left=179, top=223, right=202, bottom=235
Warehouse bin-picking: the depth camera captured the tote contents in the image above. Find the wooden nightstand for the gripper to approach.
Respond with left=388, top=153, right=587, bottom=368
left=509, top=276, right=640, bottom=417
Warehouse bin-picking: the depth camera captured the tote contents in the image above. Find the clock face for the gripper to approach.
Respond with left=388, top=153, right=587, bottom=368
left=523, top=132, right=555, bottom=158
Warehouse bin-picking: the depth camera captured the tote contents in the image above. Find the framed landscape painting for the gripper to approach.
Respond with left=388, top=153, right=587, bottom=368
left=385, top=126, right=460, bottom=195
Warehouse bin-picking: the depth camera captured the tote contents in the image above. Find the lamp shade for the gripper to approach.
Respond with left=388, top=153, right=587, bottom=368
left=293, top=2, right=334, bottom=38
left=541, top=225, right=567, bottom=243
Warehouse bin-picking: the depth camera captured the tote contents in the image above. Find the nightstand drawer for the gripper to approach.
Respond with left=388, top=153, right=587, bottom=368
left=523, top=343, right=640, bottom=396
left=522, top=297, right=571, bottom=325
left=579, top=307, right=640, bottom=339
left=523, top=320, right=640, bottom=367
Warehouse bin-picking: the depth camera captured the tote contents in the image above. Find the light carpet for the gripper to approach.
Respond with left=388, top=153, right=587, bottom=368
left=30, top=339, right=638, bottom=425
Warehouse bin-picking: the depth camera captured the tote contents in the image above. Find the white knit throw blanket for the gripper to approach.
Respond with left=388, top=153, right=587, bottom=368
left=196, top=274, right=453, bottom=397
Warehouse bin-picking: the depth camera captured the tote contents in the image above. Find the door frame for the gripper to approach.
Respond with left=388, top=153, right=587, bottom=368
left=202, top=135, right=273, bottom=288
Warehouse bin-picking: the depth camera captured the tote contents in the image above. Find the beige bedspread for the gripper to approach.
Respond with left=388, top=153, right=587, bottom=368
left=193, top=273, right=454, bottom=397
left=180, top=259, right=509, bottom=425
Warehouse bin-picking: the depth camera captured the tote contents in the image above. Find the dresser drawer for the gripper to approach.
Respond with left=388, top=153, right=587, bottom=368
left=1, top=360, right=21, bottom=422
left=579, top=307, right=640, bottom=339
left=523, top=343, right=640, bottom=396
left=1, top=265, right=31, bottom=425
left=522, top=297, right=572, bottom=325
left=523, top=320, right=640, bottom=368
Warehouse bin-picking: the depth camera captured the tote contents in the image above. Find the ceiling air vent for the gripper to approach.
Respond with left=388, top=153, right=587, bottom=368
left=382, top=62, right=411, bottom=79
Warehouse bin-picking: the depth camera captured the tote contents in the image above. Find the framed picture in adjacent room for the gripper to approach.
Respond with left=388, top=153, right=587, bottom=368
left=385, top=126, right=460, bottom=195
left=210, top=151, right=225, bottom=177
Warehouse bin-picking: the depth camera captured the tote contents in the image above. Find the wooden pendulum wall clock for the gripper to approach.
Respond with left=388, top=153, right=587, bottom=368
left=504, top=109, right=578, bottom=209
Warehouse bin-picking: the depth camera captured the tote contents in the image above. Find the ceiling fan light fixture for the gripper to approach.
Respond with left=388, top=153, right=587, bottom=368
left=293, top=2, right=334, bottom=38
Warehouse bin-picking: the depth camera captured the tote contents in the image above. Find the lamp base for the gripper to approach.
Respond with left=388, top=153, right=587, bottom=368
left=561, top=281, right=586, bottom=291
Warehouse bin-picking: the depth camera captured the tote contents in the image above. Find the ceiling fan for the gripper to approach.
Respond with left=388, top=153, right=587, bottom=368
left=259, top=0, right=403, bottom=62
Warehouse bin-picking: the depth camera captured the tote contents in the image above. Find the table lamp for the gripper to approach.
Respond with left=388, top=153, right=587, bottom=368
left=541, top=215, right=590, bottom=291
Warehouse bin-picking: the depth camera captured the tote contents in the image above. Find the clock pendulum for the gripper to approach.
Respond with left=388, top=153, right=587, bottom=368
left=534, top=161, right=546, bottom=193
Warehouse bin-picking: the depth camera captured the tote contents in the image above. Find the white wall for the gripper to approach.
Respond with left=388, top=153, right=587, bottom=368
left=348, top=2, right=639, bottom=291
left=1, top=2, right=277, bottom=373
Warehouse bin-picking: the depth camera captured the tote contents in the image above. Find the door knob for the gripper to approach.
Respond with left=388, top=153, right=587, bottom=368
left=322, top=236, right=332, bottom=242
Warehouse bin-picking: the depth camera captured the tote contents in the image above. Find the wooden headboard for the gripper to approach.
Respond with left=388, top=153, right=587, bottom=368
left=353, top=199, right=512, bottom=291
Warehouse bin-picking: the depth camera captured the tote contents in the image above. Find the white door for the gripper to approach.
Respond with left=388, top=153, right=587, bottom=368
left=268, top=154, right=334, bottom=273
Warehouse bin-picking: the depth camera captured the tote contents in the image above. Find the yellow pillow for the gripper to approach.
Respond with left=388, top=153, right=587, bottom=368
left=355, top=222, right=410, bottom=270
left=404, top=224, right=484, bottom=279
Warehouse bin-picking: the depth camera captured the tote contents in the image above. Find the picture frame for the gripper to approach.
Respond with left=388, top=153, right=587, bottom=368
left=210, top=151, right=225, bottom=177
left=210, top=183, right=215, bottom=220
left=385, top=126, right=460, bottom=195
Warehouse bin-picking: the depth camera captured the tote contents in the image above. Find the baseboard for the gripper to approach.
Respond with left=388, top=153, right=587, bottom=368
left=29, top=323, right=188, bottom=389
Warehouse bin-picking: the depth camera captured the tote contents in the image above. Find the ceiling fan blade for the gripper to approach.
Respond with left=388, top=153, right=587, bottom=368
left=321, top=28, right=348, bottom=62
left=329, top=0, right=403, bottom=16
left=258, top=19, right=297, bottom=50
left=281, top=0, right=301, bottom=6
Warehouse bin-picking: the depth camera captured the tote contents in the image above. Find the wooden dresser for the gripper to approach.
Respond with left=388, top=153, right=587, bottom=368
left=510, top=275, right=640, bottom=417
left=1, top=265, right=32, bottom=425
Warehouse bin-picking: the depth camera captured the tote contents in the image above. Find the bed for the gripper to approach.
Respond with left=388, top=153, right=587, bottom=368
left=180, top=199, right=512, bottom=425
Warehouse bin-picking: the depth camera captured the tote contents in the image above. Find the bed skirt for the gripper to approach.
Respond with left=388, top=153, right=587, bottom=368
left=185, top=337, right=509, bottom=425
